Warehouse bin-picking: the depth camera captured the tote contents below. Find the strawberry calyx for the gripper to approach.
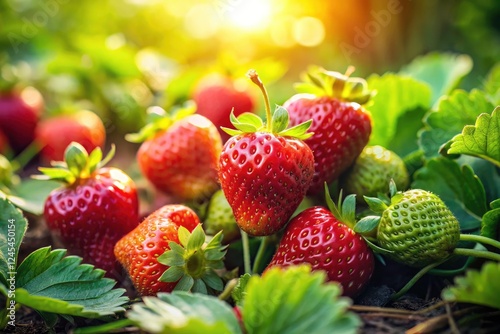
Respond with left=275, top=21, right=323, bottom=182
left=33, top=142, right=114, bottom=185
left=125, top=102, right=197, bottom=143
left=221, top=69, right=313, bottom=140
left=158, top=225, right=228, bottom=294
left=294, top=66, right=373, bottom=105
left=324, top=183, right=357, bottom=230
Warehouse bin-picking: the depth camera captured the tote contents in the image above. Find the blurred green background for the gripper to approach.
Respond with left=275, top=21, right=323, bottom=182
left=1, top=0, right=499, bottom=135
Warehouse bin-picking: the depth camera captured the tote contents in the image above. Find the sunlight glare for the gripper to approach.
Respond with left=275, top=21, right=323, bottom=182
left=226, top=0, right=272, bottom=30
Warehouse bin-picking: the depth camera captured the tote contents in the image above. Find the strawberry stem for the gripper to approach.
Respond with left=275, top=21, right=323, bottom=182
left=390, top=257, right=449, bottom=301
left=452, top=248, right=500, bottom=262
left=247, top=69, right=272, bottom=132
left=252, top=237, right=271, bottom=274
left=240, top=230, right=252, bottom=275
left=459, top=234, right=500, bottom=250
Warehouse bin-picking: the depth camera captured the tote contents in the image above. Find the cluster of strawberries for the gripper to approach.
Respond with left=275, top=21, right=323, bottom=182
left=22, top=67, right=460, bottom=299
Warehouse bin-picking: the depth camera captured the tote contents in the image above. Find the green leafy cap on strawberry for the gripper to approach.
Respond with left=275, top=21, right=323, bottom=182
left=158, top=225, right=228, bottom=294
left=323, top=183, right=357, bottom=230
left=294, top=66, right=374, bottom=105
left=125, top=102, right=197, bottom=143
left=221, top=69, right=313, bottom=140
left=33, top=142, right=114, bottom=185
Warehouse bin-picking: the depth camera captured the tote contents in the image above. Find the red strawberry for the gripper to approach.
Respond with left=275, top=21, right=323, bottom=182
left=0, top=129, right=8, bottom=154
left=35, top=142, right=139, bottom=277
left=218, top=70, right=314, bottom=236
left=114, top=204, right=227, bottom=296
left=193, top=74, right=255, bottom=142
left=284, top=67, right=372, bottom=193
left=127, top=104, right=222, bottom=201
left=267, top=188, right=374, bottom=297
left=35, top=110, right=106, bottom=163
left=0, top=86, right=43, bottom=153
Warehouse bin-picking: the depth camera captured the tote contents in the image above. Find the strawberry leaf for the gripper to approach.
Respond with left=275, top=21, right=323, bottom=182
left=6, top=247, right=128, bottom=319
left=419, top=89, right=494, bottom=158
left=447, top=107, right=500, bottom=167
left=366, top=73, right=432, bottom=148
left=271, top=105, right=289, bottom=133
left=400, top=52, right=473, bottom=105
left=442, top=261, right=500, bottom=309
left=277, top=120, right=313, bottom=140
left=483, top=62, right=500, bottom=105
left=186, top=225, right=205, bottom=252
left=127, top=291, right=242, bottom=334
left=236, top=112, right=264, bottom=129
left=412, top=157, right=488, bottom=232
left=241, top=265, right=360, bottom=334
left=480, top=199, right=500, bottom=240
left=0, top=198, right=27, bottom=287
left=231, top=273, right=251, bottom=306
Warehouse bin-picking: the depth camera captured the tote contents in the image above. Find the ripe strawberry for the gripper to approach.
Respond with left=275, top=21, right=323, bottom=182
left=284, top=67, right=372, bottom=193
left=0, top=86, right=43, bottom=153
left=219, top=70, right=314, bottom=236
left=35, top=109, right=106, bottom=163
left=266, top=188, right=374, bottom=297
left=193, top=73, right=255, bottom=142
left=340, top=145, right=409, bottom=202
left=34, top=142, right=139, bottom=276
left=360, top=184, right=461, bottom=267
left=127, top=105, right=222, bottom=201
left=114, top=204, right=227, bottom=296
left=204, top=189, right=240, bottom=243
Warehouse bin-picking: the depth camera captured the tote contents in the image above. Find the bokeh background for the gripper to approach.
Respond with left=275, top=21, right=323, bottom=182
left=1, top=0, right=499, bottom=137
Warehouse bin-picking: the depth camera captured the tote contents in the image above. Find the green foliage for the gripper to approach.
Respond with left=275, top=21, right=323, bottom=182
left=481, top=199, right=500, bottom=240
left=366, top=73, right=432, bottom=149
left=412, top=157, right=487, bottom=232
left=442, top=261, right=500, bottom=309
left=0, top=198, right=27, bottom=286
left=5, top=179, right=59, bottom=215
left=483, top=62, right=500, bottom=105
left=127, top=292, right=242, bottom=334
left=241, top=266, right=360, bottom=334
left=419, top=89, right=494, bottom=158
left=447, top=107, right=500, bottom=167
left=9, top=247, right=128, bottom=318
left=400, top=52, right=473, bottom=105
left=231, top=273, right=251, bottom=306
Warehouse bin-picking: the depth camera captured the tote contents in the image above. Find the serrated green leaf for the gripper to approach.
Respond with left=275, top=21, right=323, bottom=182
left=127, top=292, right=242, bottom=334
left=0, top=198, right=27, bottom=286
left=400, top=52, right=473, bottom=105
left=366, top=73, right=432, bottom=148
left=271, top=106, right=289, bottom=133
left=412, top=157, right=487, bottom=232
left=12, top=247, right=127, bottom=317
left=442, top=262, right=500, bottom=309
left=8, top=179, right=59, bottom=215
left=354, top=216, right=381, bottom=234
left=186, top=225, right=205, bottom=252
left=159, top=266, right=185, bottom=283
left=232, top=273, right=251, bottom=306
left=483, top=62, right=500, bottom=105
left=481, top=202, right=500, bottom=240
left=419, top=89, right=494, bottom=158
left=447, top=107, right=500, bottom=167
left=242, top=265, right=360, bottom=334
left=278, top=120, right=313, bottom=140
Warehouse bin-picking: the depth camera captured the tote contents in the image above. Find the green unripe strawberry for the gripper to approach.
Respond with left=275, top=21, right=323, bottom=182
left=360, top=186, right=460, bottom=268
left=340, top=145, right=409, bottom=202
left=204, top=189, right=240, bottom=243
